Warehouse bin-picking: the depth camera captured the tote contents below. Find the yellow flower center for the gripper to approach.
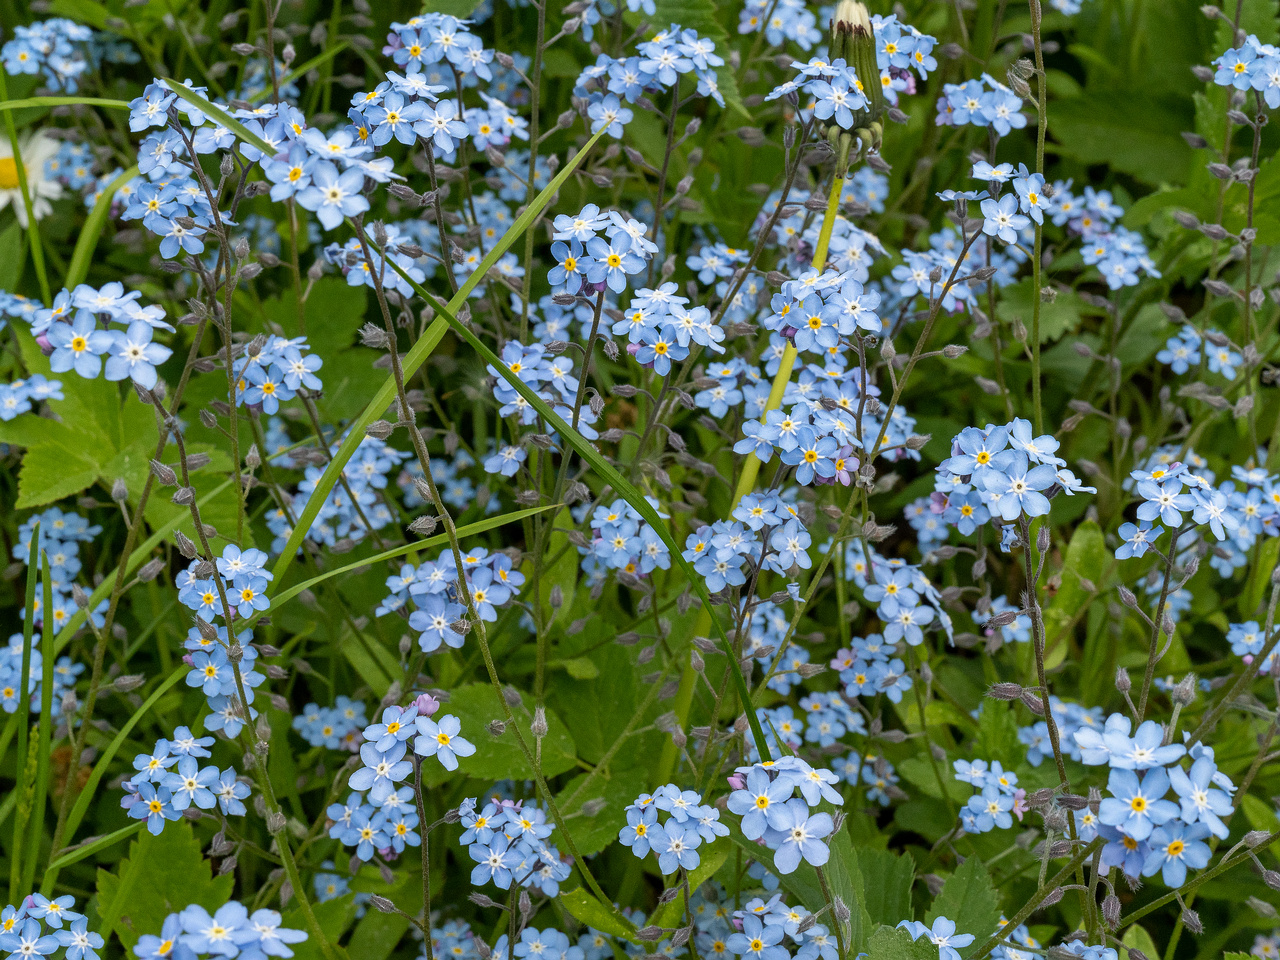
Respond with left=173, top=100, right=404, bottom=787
left=0, top=157, right=22, bottom=190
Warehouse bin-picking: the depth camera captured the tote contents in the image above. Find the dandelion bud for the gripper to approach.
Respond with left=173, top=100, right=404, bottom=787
left=832, top=0, right=882, bottom=129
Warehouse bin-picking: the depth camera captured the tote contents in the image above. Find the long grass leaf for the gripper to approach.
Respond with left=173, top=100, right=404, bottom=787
left=65, top=165, right=139, bottom=289
left=251, top=504, right=555, bottom=627
left=43, top=664, right=187, bottom=895
left=0, top=97, right=132, bottom=112
left=52, top=480, right=235, bottom=656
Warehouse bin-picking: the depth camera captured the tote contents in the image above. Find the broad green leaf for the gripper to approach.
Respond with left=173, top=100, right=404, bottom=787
left=857, top=848, right=915, bottom=929
left=560, top=886, right=640, bottom=942
left=866, top=925, right=938, bottom=960
left=1241, top=794, right=1280, bottom=859
left=555, top=766, right=650, bottom=857
left=1041, top=520, right=1107, bottom=670
left=1122, top=925, right=1159, bottom=960
left=925, top=858, right=1001, bottom=957
left=1242, top=538, right=1280, bottom=618
left=0, top=220, right=22, bottom=290
left=284, top=894, right=358, bottom=960
left=554, top=656, right=600, bottom=679
left=95, top=822, right=235, bottom=948
left=649, top=842, right=730, bottom=930
left=419, top=683, right=576, bottom=785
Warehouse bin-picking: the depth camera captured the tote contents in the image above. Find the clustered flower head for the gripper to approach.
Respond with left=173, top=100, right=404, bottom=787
left=134, top=902, right=306, bottom=960
left=726, top=757, right=842, bottom=875
left=460, top=795, right=572, bottom=895
left=0, top=894, right=103, bottom=960
left=619, top=783, right=726, bottom=874
left=378, top=542, right=525, bottom=651
left=120, top=727, right=251, bottom=835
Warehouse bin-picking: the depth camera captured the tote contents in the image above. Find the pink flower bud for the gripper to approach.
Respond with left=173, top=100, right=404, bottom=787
left=414, top=692, right=441, bottom=717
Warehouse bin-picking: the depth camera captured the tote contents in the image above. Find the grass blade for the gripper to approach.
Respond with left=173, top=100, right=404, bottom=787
left=42, top=664, right=187, bottom=895
left=52, top=479, right=235, bottom=656
left=9, top=524, right=38, bottom=902
left=65, top=164, right=139, bottom=289
left=0, top=97, right=132, bottom=112
left=43, top=822, right=144, bottom=879
left=252, top=504, right=555, bottom=627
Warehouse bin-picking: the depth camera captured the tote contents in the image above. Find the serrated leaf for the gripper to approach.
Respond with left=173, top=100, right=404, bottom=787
left=857, top=848, right=915, bottom=928
left=925, top=858, right=1001, bottom=957
left=867, top=925, right=938, bottom=960
left=94, top=822, right=234, bottom=949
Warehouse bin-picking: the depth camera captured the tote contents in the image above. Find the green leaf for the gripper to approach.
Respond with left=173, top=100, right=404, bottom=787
left=638, top=0, right=748, bottom=118
left=421, top=683, right=576, bottom=785
left=555, top=767, right=649, bottom=857
left=554, top=656, right=601, bottom=679
left=95, top=822, right=235, bottom=949
left=1242, top=538, right=1280, bottom=618
left=424, top=0, right=488, bottom=16
left=924, top=858, right=1001, bottom=957
left=283, top=894, right=358, bottom=960
left=1048, top=95, right=1193, bottom=187
left=1241, top=794, right=1280, bottom=859
left=561, top=886, right=640, bottom=942
left=1122, top=925, right=1159, bottom=960
left=995, top=280, right=1098, bottom=344
left=0, top=326, right=160, bottom=509
left=66, top=164, right=139, bottom=289
left=1041, top=520, right=1107, bottom=670
left=649, top=842, right=731, bottom=930
left=856, top=848, right=915, bottom=929
left=866, top=925, right=938, bottom=960
left=0, top=220, right=22, bottom=291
